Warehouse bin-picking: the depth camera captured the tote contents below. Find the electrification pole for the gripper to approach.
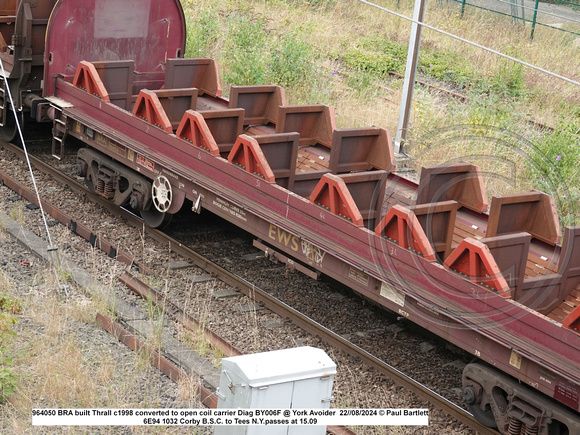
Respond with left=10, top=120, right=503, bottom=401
left=394, top=0, right=426, bottom=154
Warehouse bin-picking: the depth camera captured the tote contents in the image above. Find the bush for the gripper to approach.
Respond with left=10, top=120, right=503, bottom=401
left=529, top=120, right=580, bottom=226
left=269, top=32, right=314, bottom=87
left=185, top=8, right=220, bottom=58
left=223, top=12, right=270, bottom=85
left=420, top=50, right=473, bottom=89
left=340, top=37, right=407, bottom=77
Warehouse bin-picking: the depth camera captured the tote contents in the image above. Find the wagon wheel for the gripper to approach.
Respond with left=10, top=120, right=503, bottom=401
left=468, top=404, right=497, bottom=429
left=141, top=207, right=173, bottom=229
left=141, top=175, right=173, bottom=228
left=0, top=108, right=20, bottom=143
left=152, top=175, right=172, bottom=213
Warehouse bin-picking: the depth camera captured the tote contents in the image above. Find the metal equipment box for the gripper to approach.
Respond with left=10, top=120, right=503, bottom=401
left=214, top=346, right=336, bottom=435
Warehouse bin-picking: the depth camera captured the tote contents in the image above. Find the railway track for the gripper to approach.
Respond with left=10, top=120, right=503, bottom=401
left=0, top=139, right=498, bottom=434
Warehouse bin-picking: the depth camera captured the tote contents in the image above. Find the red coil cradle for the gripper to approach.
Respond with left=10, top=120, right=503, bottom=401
left=309, top=174, right=364, bottom=227
left=72, top=61, right=110, bottom=102
left=444, top=238, right=510, bottom=296
left=175, top=110, right=220, bottom=156
left=133, top=90, right=173, bottom=133
left=228, top=135, right=275, bottom=183
left=374, top=205, right=436, bottom=261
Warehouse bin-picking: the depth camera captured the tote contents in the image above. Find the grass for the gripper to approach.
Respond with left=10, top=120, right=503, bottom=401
left=0, top=250, right=210, bottom=434
left=0, top=286, right=19, bottom=403
left=181, top=0, right=579, bottom=224
left=8, top=205, right=23, bottom=225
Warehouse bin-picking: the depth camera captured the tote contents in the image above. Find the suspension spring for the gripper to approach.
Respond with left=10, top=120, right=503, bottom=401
left=104, top=181, right=114, bottom=199
left=96, top=178, right=105, bottom=195
left=508, top=417, right=522, bottom=435
left=524, top=425, right=538, bottom=435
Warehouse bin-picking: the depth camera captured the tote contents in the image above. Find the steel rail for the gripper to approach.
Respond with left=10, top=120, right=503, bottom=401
left=0, top=165, right=151, bottom=274
left=118, top=270, right=244, bottom=358
left=0, top=142, right=358, bottom=435
left=96, top=313, right=219, bottom=409
left=0, top=140, right=497, bottom=434
left=144, top=222, right=497, bottom=435
left=118, top=270, right=357, bottom=435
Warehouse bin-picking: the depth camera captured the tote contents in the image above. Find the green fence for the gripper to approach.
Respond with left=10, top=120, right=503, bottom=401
left=446, top=0, right=580, bottom=39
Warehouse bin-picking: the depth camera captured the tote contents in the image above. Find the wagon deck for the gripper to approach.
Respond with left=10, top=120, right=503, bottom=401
left=2, top=0, right=578, bottom=431
left=49, top=55, right=580, bottom=400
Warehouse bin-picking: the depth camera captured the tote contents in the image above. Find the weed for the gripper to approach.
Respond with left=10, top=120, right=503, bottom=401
left=529, top=119, right=580, bottom=226
left=420, top=49, right=474, bottom=89
left=222, top=11, right=269, bottom=85
left=145, top=294, right=163, bottom=321
left=340, top=37, right=407, bottom=77
left=269, top=31, right=315, bottom=87
left=0, top=293, right=22, bottom=314
left=9, top=205, right=24, bottom=225
left=185, top=8, right=220, bottom=58
left=281, top=0, right=338, bottom=10
left=0, top=295, right=19, bottom=402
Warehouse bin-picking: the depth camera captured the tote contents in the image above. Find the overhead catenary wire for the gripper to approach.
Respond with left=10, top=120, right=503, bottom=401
left=357, top=0, right=580, bottom=88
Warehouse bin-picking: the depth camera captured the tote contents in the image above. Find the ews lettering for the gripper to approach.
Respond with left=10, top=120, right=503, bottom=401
left=268, top=224, right=299, bottom=252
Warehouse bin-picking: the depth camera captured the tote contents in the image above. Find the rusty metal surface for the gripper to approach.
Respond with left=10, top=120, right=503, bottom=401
left=229, top=85, right=285, bottom=126
left=96, top=313, right=218, bottom=409
left=118, top=270, right=243, bottom=358
left=0, top=150, right=150, bottom=274
left=117, top=271, right=356, bottom=434
left=275, top=104, right=335, bottom=148
left=253, top=239, right=320, bottom=280
left=92, top=60, right=135, bottom=110
left=487, top=191, right=561, bottom=245
left=251, top=133, right=300, bottom=191
left=165, top=58, right=222, bottom=98
left=416, top=163, right=488, bottom=213
left=464, top=363, right=580, bottom=435
left=1, top=1, right=578, bottom=427
left=0, top=140, right=498, bottom=433
left=123, top=227, right=498, bottom=435
left=329, top=127, right=395, bottom=174
left=43, top=0, right=186, bottom=96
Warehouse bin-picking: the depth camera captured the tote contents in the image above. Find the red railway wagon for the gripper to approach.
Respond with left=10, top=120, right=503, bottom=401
left=1, top=1, right=579, bottom=433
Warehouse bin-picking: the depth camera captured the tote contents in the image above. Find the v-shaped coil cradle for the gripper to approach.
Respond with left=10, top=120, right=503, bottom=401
left=374, top=205, right=436, bottom=261
left=309, top=174, right=363, bottom=227
left=133, top=90, right=172, bottom=133
left=444, top=238, right=510, bottom=296
left=72, top=61, right=110, bottom=102
left=175, top=110, right=220, bottom=156
left=228, top=134, right=275, bottom=182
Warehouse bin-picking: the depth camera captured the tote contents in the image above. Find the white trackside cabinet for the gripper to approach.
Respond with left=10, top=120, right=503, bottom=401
left=214, top=346, right=336, bottom=435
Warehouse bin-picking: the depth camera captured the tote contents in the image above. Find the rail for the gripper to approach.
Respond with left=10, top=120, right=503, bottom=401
left=0, top=140, right=498, bottom=434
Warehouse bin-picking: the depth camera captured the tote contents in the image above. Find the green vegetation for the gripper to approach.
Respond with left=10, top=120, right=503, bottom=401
left=181, top=0, right=579, bottom=224
left=529, top=120, right=580, bottom=226
left=185, top=8, right=317, bottom=90
left=340, top=37, right=408, bottom=77
left=0, top=293, right=20, bottom=402
left=185, top=8, right=220, bottom=58
left=270, top=31, right=315, bottom=87
left=223, top=11, right=270, bottom=86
